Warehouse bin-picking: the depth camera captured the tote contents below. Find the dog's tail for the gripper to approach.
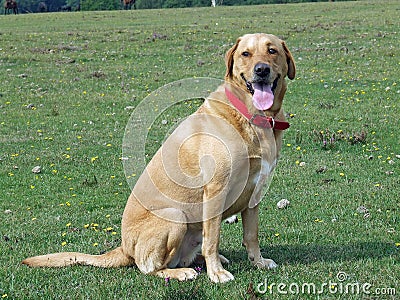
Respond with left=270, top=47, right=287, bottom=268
left=21, top=246, right=134, bottom=268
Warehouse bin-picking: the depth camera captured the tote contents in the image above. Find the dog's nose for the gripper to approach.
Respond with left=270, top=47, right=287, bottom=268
left=254, top=63, right=270, bottom=78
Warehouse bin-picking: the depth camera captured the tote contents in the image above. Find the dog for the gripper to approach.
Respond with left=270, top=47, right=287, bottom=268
left=22, top=33, right=295, bottom=283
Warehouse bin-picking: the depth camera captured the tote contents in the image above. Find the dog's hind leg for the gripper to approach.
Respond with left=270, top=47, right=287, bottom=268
left=155, top=267, right=198, bottom=281
left=131, top=208, right=198, bottom=281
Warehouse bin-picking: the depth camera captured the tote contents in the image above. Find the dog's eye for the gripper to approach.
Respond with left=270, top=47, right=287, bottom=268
left=268, top=48, right=277, bottom=55
left=242, top=51, right=250, bottom=57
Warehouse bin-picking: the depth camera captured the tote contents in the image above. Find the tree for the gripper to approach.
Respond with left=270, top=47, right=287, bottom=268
left=81, top=0, right=120, bottom=11
left=66, top=0, right=81, bottom=10
left=5, top=0, right=352, bottom=13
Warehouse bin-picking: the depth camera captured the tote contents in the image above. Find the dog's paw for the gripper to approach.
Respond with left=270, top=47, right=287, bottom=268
left=179, top=268, right=199, bottom=281
left=208, top=269, right=234, bottom=283
left=156, top=268, right=198, bottom=281
left=254, top=258, right=278, bottom=269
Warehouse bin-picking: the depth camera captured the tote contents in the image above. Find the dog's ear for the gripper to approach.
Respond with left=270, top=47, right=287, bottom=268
left=282, top=41, right=296, bottom=80
left=225, top=38, right=240, bottom=79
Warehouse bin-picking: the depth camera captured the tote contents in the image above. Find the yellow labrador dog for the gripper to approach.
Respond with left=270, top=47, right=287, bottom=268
left=22, top=33, right=295, bottom=283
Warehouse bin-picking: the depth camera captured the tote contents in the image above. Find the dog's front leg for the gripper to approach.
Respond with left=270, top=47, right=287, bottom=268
left=242, top=205, right=277, bottom=269
left=202, top=214, right=234, bottom=283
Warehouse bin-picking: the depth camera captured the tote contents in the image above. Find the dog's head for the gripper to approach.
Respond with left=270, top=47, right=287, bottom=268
left=225, top=33, right=295, bottom=113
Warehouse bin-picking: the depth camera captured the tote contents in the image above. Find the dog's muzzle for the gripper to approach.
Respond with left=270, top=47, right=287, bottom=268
left=240, top=74, right=280, bottom=96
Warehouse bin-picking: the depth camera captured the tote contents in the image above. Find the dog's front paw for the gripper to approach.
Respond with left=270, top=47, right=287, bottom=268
left=254, top=258, right=278, bottom=269
left=208, top=268, right=234, bottom=283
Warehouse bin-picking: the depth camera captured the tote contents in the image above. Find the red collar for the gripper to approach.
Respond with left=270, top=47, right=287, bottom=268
left=225, top=87, right=290, bottom=130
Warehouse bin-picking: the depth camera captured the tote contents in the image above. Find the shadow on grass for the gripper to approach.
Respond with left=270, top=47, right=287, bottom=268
left=162, top=286, right=209, bottom=300
left=155, top=242, right=397, bottom=300
left=224, top=241, right=397, bottom=266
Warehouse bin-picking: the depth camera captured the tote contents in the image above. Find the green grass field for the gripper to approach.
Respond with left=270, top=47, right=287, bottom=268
left=1, top=1, right=399, bottom=299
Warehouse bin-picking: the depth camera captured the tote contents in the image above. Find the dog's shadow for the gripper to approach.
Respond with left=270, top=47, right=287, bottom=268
left=159, top=241, right=396, bottom=300
left=224, top=241, right=397, bottom=267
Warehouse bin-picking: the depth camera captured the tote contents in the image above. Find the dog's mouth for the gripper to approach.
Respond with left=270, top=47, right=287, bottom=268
left=241, top=73, right=280, bottom=111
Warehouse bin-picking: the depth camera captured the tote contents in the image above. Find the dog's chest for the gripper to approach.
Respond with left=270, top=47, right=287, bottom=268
left=224, top=155, right=277, bottom=217
left=251, top=157, right=277, bottom=202
left=246, top=126, right=279, bottom=206
left=253, top=158, right=276, bottom=185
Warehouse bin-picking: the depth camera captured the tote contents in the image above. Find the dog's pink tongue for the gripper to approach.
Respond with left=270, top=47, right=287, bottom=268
left=252, top=83, right=274, bottom=110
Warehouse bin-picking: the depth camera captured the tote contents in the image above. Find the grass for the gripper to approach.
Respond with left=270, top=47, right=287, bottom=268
left=0, top=1, right=399, bottom=299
